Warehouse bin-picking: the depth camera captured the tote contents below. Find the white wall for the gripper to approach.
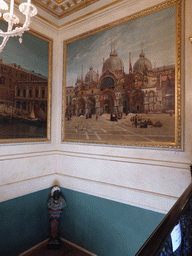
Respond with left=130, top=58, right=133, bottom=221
left=0, top=0, right=191, bottom=214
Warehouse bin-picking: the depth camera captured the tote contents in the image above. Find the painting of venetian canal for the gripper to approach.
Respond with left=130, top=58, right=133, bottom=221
left=0, top=20, right=51, bottom=142
left=63, top=2, right=181, bottom=148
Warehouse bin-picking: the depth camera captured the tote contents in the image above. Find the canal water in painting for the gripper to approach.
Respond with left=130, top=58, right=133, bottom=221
left=0, top=120, right=46, bottom=139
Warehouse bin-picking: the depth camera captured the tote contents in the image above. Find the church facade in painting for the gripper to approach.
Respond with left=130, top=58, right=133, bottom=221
left=66, top=48, right=175, bottom=116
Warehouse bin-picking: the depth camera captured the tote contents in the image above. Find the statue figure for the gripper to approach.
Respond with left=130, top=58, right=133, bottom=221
left=48, top=185, right=66, bottom=249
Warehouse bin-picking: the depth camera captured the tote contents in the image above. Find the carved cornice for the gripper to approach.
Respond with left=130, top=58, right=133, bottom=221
left=32, top=0, right=100, bottom=19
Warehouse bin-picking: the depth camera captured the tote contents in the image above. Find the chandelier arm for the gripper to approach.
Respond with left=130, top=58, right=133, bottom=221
left=7, top=19, right=14, bottom=32
left=0, top=15, right=31, bottom=37
left=0, top=1, right=37, bottom=52
left=0, top=36, right=9, bottom=52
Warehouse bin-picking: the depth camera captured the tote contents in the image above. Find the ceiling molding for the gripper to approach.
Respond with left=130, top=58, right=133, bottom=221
left=33, top=0, right=125, bottom=29
left=32, top=0, right=100, bottom=19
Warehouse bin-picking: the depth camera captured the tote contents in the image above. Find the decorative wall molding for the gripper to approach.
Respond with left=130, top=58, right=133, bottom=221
left=0, top=149, right=189, bottom=169
left=57, top=150, right=190, bottom=170
left=0, top=170, right=181, bottom=214
left=56, top=173, right=178, bottom=214
left=0, top=171, right=180, bottom=214
left=0, top=174, right=55, bottom=203
left=0, top=149, right=190, bottom=214
left=0, top=150, right=57, bottom=161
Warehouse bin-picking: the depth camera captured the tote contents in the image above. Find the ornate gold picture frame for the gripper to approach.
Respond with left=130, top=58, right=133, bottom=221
left=62, top=0, right=181, bottom=148
left=0, top=22, right=52, bottom=143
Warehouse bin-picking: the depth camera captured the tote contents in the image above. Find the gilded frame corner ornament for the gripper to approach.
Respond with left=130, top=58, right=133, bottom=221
left=0, top=25, right=52, bottom=143
left=62, top=0, right=182, bottom=149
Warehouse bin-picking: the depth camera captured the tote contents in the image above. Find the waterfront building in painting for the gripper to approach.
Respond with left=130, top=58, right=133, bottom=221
left=0, top=59, right=48, bottom=120
left=66, top=48, right=175, bottom=116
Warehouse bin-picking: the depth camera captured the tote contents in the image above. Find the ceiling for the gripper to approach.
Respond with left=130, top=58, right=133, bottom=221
left=32, top=0, right=101, bottom=19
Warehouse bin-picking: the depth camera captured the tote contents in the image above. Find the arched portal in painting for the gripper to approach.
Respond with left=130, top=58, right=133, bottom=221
left=78, top=98, right=85, bottom=115
left=88, top=97, right=96, bottom=114
left=131, top=89, right=144, bottom=113
left=122, top=92, right=131, bottom=114
left=99, top=91, right=115, bottom=114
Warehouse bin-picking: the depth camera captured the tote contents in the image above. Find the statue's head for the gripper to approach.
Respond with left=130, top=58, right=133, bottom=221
left=51, top=185, right=61, bottom=200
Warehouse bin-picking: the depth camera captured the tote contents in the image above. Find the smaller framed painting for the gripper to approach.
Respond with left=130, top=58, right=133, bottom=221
left=0, top=21, right=52, bottom=143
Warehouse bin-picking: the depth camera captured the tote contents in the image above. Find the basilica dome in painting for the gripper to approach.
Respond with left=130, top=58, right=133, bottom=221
left=133, top=51, right=152, bottom=74
left=85, top=66, right=98, bottom=83
left=102, top=49, right=124, bottom=73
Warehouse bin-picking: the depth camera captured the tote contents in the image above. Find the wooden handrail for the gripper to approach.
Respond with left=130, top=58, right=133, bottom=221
left=136, top=182, right=192, bottom=256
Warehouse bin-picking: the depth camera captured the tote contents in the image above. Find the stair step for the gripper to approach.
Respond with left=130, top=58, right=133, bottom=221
left=19, top=238, right=97, bottom=256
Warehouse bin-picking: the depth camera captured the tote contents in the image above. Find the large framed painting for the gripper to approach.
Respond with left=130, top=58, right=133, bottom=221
left=62, top=0, right=182, bottom=148
left=0, top=22, right=52, bottom=143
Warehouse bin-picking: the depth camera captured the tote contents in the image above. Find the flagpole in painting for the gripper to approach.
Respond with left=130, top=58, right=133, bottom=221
left=81, top=65, right=83, bottom=114
left=129, top=52, right=132, bottom=113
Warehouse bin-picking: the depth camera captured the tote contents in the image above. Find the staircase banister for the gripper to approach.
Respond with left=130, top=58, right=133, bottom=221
left=136, top=182, right=192, bottom=256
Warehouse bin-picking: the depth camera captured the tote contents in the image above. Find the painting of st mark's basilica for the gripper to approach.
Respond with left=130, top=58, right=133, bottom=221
left=66, top=48, right=175, bottom=117
left=63, top=3, right=180, bottom=148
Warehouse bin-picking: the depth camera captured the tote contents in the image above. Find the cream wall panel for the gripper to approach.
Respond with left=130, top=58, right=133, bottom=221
left=0, top=153, right=57, bottom=202
left=0, top=174, right=57, bottom=203
left=0, top=153, right=56, bottom=187
left=57, top=153, right=190, bottom=213
left=58, top=144, right=191, bottom=164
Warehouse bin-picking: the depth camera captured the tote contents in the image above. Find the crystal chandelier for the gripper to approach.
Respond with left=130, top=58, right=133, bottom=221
left=0, top=0, right=37, bottom=53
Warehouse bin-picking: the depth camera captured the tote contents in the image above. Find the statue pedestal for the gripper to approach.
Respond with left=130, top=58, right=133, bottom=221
left=48, top=209, right=62, bottom=250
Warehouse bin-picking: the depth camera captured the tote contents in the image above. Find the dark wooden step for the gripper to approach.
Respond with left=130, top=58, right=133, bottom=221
left=19, top=238, right=97, bottom=256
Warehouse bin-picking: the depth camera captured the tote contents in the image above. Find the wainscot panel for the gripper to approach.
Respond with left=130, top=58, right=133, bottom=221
left=60, top=187, right=165, bottom=256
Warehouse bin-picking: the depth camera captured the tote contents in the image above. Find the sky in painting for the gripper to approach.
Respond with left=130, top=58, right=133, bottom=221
left=0, top=20, right=49, bottom=77
left=66, top=5, right=175, bottom=87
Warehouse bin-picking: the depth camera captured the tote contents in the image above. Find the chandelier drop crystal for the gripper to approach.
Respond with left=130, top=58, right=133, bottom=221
left=0, top=0, right=38, bottom=53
